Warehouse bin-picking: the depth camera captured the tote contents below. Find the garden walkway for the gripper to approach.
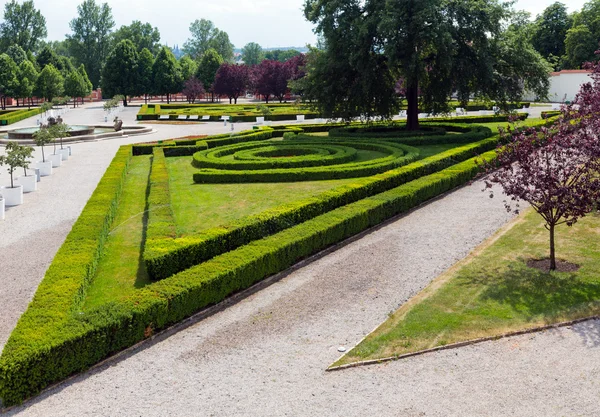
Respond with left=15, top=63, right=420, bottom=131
left=2, top=104, right=598, bottom=416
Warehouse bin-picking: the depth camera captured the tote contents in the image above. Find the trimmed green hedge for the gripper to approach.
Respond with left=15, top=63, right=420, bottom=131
left=0, top=146, right=133, bottom=405
left=145, top=137, right=497, bottom=280
left=0, top=108, right=44, bottom=125
left=146, top=148, right=177, bottom=242
left=192, top=142, right=419, bottom=183
left=0, top=147, right=497, bottom=406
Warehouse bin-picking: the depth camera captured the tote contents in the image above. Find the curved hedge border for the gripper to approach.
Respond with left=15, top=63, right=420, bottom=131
left=145, top=137, right=497, bottom=281
left=0, top=148, right=497, bottom=406
left=0, top=108, right=44, bottom=126
left=329, top=125, right=446, bottom=139
left=192, top=141, right=419, bottom=183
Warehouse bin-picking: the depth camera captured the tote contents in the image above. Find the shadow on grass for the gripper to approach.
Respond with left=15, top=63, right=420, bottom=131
left=470, top=261, right=600, bottom=322
left=134, top=156, right=152, bottom=289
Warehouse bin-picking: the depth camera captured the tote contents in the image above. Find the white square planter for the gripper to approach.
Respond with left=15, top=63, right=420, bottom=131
left=0, top=196, right=4, bottom=220
left=58, top=148, right=70, bottom=161
left=1, top=185, right=23, bottom=206
left=49, top=153, right=62, bottom=168
left=36, top=160, right=53, bottom=176
left=18, top=174, right=37, bottom=193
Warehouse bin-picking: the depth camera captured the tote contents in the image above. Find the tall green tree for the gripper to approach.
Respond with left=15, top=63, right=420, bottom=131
left=531, top=2, right=572, bottom=66
left=152, top=46, right=182, bottom=104
left=137, top=48, right=154, bottom=103
left=183, top=19, right=234, bottom=61
left=196, top=48, right=223, bottom=102
left=0, top=0, right=47, bottom=52
left=78, top=64, right=93, bottom=97
left=63, top=70, right=86, bottom=107
left=0, top=54, right=19, bottom=109
left=67, top=0, right=115, bottom=88
left=16, top=59, right=38, bottom=108
left=36, top=64, right=64, bottom=101
left=179, top=55, right=198, bottom=82
left=264, top=49, right=302, bottom=62
left=565, top=24, right=597, bottom=68
left=101, top=40, right=138, bottom=106
left=36, top=45, right=61, bottom=70
left=6, top=44, right=27, bottom=65
left=112, top=21, right=161, bottom=55
left=241, top=42, right=264, bottom=65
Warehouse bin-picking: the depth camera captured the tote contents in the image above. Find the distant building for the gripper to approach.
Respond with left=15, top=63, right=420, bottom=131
left=547, top=70, right=592, bottom=103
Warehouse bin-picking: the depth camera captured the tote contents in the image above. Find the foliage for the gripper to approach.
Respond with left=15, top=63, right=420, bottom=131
left=182, top=76, right=205, bottom=104
left=152, top=46, right=182, bottom=103
left=32, top=126, right=54, bottom=162
left=36, top=64, right=64, bottom=101
left=531, top=2, right=573, bottom=68
left=6, top=44, right=27, bottom=65
left=264, top=49, right=302, bottom=62
left=213, top=63, right=249, bottom=104
left=0, top=53, right=19, bottom=110
left=36, top=45, right=61, bottom=70
left=63, top=70, right=86, bottom=106
left=0, top=0, right=47, bottom=52
left=182, top=19, right=234, bottom=61
left=178, top=55, right=198, bottom=82
left=67, top=0, right=115, bottom=87
left=101, top=39, right=139, bottom=106
left=50, top=123, right=71, bottom=150
left=196, top=48, right=223, bottom=101
left=15, top=59, right=38, bottom=106
left=241, top=42, right=264, bottom=65
left=0, top=142, right=32, bottom=188
left=252, top=60, right=293, bottom=103
left=111, top=20, right=160, bottom=55
left=564, top=25, right=597, bottom=69
left=78, top=64, right=93, bottom=97
left=136, top=48, right=154, bottom=102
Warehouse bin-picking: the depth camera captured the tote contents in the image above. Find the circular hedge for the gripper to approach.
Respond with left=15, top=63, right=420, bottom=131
left=192, top=140, right=420, bottom=183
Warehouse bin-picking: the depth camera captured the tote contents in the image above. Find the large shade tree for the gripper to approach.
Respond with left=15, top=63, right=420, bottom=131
left=152, top=46, right=182, bottom=104
left=196, top=48, right=224, bottom=102
left=0, top=54, right=19, bottom=110
left=136, top=48, right=154, bottom=104
left=112, top=20, right=161, bottom=55
left=0, top=0, right=47, bottom=52
left=241, top=42, right=264, bottom=65
left=303, top=0, right=550, bottom=130
left=213, top=63, right=250, bottom=104
left=183, top=19, right=234, bottom=61
left=67, top=0, right=115, bottom=88
left=36, top=64, right=64, bottom=101
left=101, top=40, right=139, bottom=106
left=531, top=2, right=572, bottom=67
left=17, top=59, right=38, bottom=108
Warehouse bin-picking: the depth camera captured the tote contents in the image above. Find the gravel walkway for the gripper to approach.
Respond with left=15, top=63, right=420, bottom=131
left=3, top=104, right=597, bottom=416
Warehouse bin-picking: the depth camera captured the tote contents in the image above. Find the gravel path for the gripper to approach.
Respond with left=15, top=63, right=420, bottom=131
left=3, top=104, right=597, bottom=416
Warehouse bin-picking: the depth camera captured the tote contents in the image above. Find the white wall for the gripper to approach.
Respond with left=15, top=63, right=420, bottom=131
left=548, top=72, right=592, bottom=103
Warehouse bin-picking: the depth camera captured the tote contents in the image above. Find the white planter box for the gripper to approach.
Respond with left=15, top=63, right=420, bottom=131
left=36, top=160, right=53, bottom=176
left=0, top=196, right=4, bottom=220
left=18, top=174, right=37, bottom=193
left=49, top=153, right=62, bottom=168
left=1, top=185, right=23, bottom=206
left=296, top=115, right=305, bottom=122
left=58, top=148, right=69, bottom=161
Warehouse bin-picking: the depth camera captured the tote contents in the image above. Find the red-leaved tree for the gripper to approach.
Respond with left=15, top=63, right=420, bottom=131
left=484, top=56, right=600, bottom=271
left=182, top=76, right=205, bottom=104
left=213, top=63, right=250, bottom=104
left=253, top=60, right=293, bottom=103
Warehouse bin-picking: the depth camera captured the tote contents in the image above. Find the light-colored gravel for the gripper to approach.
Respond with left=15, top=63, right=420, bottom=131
left=4, top=104, right=596, bottom=417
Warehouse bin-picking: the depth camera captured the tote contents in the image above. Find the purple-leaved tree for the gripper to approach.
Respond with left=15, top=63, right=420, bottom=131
left=484, top=55, right=600, bottom=271
left=182, top=76, right=205, bottom=104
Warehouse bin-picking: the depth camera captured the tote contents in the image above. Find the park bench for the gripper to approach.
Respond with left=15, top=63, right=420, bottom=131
left=201, top=115, right=210, bottom=121
left=158, top=115, right=170, bottom=120
left=296, top=115, right=305, bottom=122
left=177, top=115, right=188, bottom=120
left=256, top=117, right=265, bottom=124
left=455, top=108, right=466, bottom=116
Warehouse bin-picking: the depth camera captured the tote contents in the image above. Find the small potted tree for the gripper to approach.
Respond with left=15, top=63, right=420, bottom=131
left=15, top=144, right=36, bottom=192
left=33, top=127, right=54, bottom=176
left=52, top=123, right=71, bottom=161
left=0, top=142, right=27, bottom=206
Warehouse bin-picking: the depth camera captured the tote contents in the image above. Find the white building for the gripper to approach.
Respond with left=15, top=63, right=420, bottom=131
left=547, top=70, right=592, bottom=103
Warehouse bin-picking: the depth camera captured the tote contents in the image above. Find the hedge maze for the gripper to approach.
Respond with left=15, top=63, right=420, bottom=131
left=0, top=117, right=506, bottom=405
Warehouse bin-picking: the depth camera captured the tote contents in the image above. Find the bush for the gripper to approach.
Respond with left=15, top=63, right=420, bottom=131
left=146, top=137, right=497, bottom=280
left=0, top=108, right=44, bottom=125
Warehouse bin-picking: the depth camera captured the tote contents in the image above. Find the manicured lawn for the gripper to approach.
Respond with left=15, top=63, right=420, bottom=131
left=335, top=209, right=600, bottom=366
left=84, top=156, right=153, bottom=308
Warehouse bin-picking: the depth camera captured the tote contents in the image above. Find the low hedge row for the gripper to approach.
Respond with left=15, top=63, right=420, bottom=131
left=0, top=147, right=133, bottom=405
left=146, top=148, right=177, bottom=247
left=0, top=108, right=43, bottom=125
left=193, top=143, right=359, bottom=170
left=0, top=148, right=497, bottom=406
left=145, top=137, right=496, bottom=280
left=329, top=125, right=446, bottom=139
left=192, top=142, right=419, bottom=183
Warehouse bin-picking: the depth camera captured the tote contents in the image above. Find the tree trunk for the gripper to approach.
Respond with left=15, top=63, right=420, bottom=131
left=229, top=97, right=232, bottom=104
left=406, top=79, right=419, bottom=131
left=123, top=97, right=128, bottom=107
left=167, top=93, right=170, bottom=104
left=234, top=97, right=238, bottom=104
left=549, top=224, right=557, bottom=271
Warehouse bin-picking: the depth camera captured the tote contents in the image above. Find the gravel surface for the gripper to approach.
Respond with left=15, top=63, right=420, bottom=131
left=4, top=104, right=596, bottom=416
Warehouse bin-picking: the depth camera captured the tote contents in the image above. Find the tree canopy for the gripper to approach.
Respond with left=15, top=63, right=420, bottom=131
left=531, top=2, right=572, bottom=66
left=36, top=64, right=64, bottom=101
left=112, top=21, right=161, bottom=55
left=196, top=48, right=224, bottom=101
left=67, top=0, right=115, bottom=88
left=241, top=42, right=264, bottom=65
left=101, top=40, right=139, bottom=105
left=152, top=46, right=182, bottom=103
left=182, top=19, right=234, bottom=61
left=0, top=0, right=47, bottom=53
left=213, top=63, right=249, bottom=104
left=0, top=54, right=19, bottom=109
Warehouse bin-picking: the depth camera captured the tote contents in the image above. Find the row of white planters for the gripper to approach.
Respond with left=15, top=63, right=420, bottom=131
left=0, top=148, right=71, bottom=220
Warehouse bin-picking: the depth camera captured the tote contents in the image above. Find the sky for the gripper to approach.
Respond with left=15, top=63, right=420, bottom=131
left=0, top=0, right=591, bottom=49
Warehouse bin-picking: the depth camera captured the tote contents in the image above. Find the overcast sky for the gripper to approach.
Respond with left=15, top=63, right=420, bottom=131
left=0, top=0, right=591, bottom=49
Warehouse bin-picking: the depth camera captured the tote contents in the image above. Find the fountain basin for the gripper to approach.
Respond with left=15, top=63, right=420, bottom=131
left=8, top=125, right=95, bottom=140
